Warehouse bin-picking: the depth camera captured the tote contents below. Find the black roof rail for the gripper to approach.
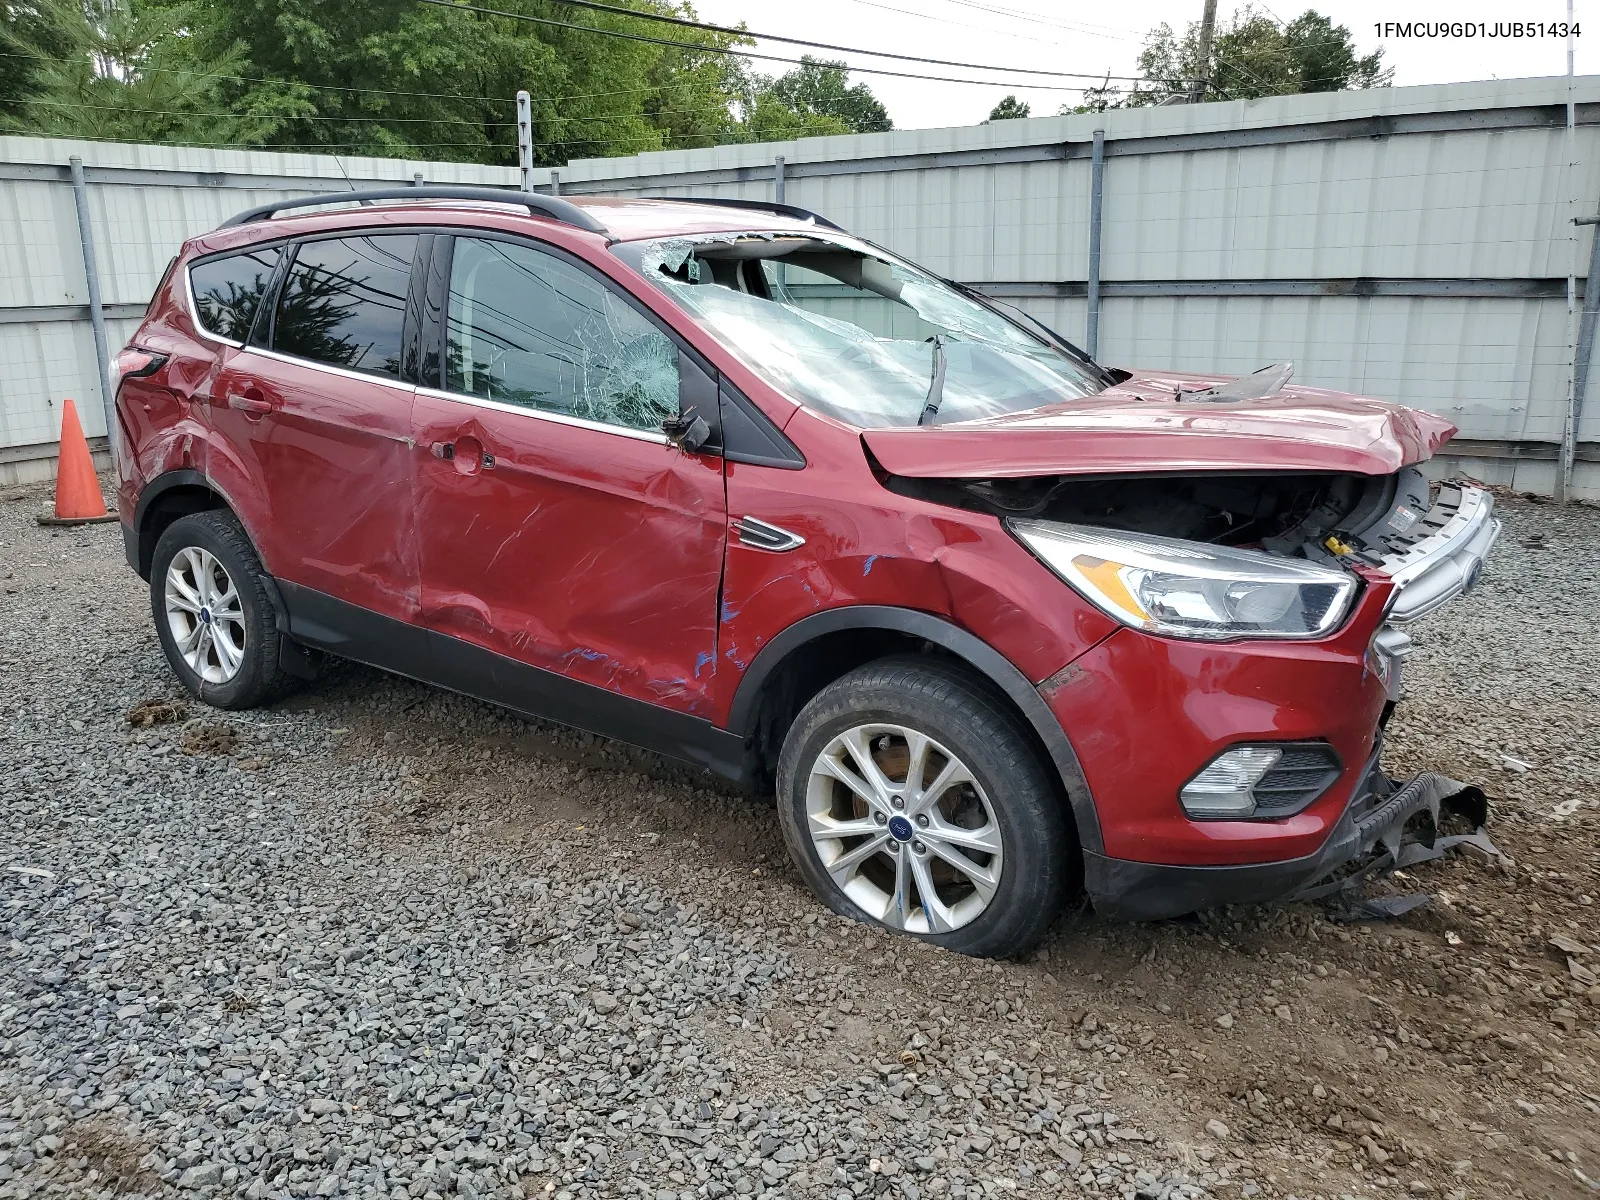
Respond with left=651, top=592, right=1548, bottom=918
left=217, top=186, right=609, bottom=233
left=669, top=195, right=844, bottom=231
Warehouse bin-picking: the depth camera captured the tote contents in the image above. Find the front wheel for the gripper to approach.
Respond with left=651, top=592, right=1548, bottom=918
left=775, top=656, right=1075, bottom=958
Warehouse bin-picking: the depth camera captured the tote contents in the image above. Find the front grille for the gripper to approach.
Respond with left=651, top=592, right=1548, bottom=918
left=1251, top=744, right=1343, bottom=816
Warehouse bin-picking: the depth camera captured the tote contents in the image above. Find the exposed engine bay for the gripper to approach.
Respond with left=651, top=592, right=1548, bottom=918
left=884, top=464, right=1438, bottom=566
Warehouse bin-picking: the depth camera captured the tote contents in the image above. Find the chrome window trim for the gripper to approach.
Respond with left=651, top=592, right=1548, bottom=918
left=239, top=344, right=417, bottom=394
left=416, top=385, right=671, bottom=445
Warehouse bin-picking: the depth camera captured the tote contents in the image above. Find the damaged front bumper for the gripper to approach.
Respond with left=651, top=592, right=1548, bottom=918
left=1376, top=481, right=1502, bottom=624
left=1085, top=760, right=1490, bottom=922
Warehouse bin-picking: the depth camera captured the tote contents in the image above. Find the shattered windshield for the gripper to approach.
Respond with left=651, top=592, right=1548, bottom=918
left=615, top=231, right=1103, bottom=428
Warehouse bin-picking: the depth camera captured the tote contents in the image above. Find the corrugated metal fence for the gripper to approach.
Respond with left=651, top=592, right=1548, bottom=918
left=4, top=74, right=1599, bottom=497
left=0, top=143, right=529, bottom=482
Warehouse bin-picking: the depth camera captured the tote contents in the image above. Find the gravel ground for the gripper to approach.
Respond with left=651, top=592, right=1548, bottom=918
left=1, top=481, right=1597, bottom=1200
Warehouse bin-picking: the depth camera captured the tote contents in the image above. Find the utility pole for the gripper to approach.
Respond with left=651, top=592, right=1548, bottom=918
left=1558, top=0, right=1578, bottom=502
left=1190, top=0, right=1218, bottom=103
left=516, top=90, right=533, bottom=192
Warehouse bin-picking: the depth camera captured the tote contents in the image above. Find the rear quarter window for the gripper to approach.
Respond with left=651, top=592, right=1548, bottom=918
left=272, top=235, right=417, bottom=379
left=189, top=246, right=281, bottom=342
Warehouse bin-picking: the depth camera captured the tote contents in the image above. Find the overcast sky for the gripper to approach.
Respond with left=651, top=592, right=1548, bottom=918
left=690, top=0, right=1588, bottom=130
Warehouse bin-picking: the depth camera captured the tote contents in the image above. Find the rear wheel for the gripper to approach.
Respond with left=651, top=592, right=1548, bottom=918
left=775, top=656, right=1074, bottom=958
left=150, top=511, right=295, bottom=709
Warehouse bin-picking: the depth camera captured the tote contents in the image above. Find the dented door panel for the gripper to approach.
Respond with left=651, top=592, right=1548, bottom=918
left=412, top=391, right=726, bottom=716
left=206, top=348, right=420, bottom=623
left=710, top=417, right=1121, bottom=721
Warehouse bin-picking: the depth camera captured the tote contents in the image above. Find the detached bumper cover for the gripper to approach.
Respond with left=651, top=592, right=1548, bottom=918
left=1086, top=767, right=1487, bottom=921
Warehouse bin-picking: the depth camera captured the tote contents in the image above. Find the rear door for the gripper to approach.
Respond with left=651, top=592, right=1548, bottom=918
left=202, top=233, right=424, bottom=632
left=411, top=232, right=727, bottom=719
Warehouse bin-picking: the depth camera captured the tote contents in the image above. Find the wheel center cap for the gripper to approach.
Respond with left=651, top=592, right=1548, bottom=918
left=199, top=607, right=212, bottom=624
left=887, top=814, right=914, bottom=842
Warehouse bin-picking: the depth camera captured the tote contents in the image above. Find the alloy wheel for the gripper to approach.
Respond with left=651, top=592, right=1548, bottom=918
left=163, top=546, right=247, bottom=684
left=804, top=723, right=1003, bottom=934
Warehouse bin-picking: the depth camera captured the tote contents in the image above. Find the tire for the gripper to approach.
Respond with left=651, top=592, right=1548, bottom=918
left=149, top=510, right=296, bottom=710
left=775, top=655, right=1076, bottom=958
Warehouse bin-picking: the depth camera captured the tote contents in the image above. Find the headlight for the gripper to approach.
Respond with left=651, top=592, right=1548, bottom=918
left=1009, top=520, right=1358, bottom=641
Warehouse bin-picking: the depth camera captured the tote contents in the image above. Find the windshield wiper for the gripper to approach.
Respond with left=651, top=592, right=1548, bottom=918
left=936, top=276, right=1118, bottom=389
left=918, top=334, right=947, bottom=426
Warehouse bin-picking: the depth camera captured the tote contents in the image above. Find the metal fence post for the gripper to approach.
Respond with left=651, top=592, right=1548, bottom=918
left=1566, top=213, right=1600, bottom=498
left=1086, top=130, right=1106, bottom=359
left=516, top=90, right=533, bottom=192
left=774, top=155, right=786, bottom=204
left=68, top=155, right=115, bottom=453
left=550, top=170, right=560, bottom=196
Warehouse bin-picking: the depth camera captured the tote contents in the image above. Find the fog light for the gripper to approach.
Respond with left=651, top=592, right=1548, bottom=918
left=1180, top=746, right=1284, bottom=819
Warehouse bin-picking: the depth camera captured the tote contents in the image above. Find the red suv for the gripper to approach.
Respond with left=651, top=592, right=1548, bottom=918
left=113, top=187, right=1499, bottom=957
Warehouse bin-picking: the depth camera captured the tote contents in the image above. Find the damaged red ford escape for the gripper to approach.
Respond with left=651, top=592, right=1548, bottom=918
left=113, top=188, right=1499, bottom=957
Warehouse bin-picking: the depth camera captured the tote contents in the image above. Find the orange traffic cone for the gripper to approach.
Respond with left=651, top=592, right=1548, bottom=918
left=37, top=398, right=115, bottom=526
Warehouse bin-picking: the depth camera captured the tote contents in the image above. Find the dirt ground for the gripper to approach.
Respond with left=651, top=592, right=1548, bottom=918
left=4, top=479, right=1598, bottom=1199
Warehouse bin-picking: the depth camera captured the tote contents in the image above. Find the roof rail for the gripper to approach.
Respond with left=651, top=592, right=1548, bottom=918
left=217, top=186, right=609, bottom=233
left=670, top=195, right=844, bottom=231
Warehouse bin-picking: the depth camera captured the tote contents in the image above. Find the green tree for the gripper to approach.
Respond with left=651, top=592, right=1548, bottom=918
left=1064, top=5, right=1391, bottom=111
left=737, top=91, right=851, bottom=142
left=1282, top=11, right=1392, bottom=93
left=165, top=0, right=749, bottom=162
left=986, top=95, right=1029, bottom=121
left=1, top=0, right=77, bottom=123
left=734, top=56, right=890, bottom=141
left=1, top=0, right=262, bottom=143
left=2, top=0, right=753, bottom=162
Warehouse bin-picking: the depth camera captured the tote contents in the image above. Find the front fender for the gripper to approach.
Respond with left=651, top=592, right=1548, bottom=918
left=726, top=604, right=1106, bottom=854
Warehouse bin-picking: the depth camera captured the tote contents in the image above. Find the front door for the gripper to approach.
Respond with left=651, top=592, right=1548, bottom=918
left=205, top=232, right=422, bottom=628
left=412, top=233, right=727, bottom=720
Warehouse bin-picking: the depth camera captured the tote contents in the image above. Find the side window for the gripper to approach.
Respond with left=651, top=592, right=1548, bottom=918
left=272, top=235, right=417, bottom=379
left=189, top=246, right=280, bottom=342
left=446, top=236, right=679, bottom=432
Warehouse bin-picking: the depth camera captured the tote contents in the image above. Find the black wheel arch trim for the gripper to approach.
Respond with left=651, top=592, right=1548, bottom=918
left=132, top=467, right=215, bottom=540
left=132, top=469, right=290, bottom=635
left=725, top=605, right=1104, bottom=854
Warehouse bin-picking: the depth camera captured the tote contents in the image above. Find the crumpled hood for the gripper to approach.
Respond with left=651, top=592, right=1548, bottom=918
left=862, top=370, right=1458, bottom=479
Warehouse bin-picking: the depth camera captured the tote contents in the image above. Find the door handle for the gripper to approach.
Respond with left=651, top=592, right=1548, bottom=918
left=430, top=438, right=493, bottom=472
left=217, top=387, right=272, bottom=415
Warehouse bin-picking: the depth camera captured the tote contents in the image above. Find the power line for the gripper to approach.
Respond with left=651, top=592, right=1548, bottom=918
left=0, top=49, right=523, bottom=105
left=938, top=0, right=1145, bottom=40
left=0, top=119, right=881, bottom=155
left=413, top=0, right=1166, bottom=89
left=0, top=47, right=734, bottom=110
left=13, top=93, right=823, bottom=135
left=843, top=0, right=1125, bottom=49
left=533, top=0, right=1137, bottom=81
left=0, top=128, right=508, bottom=150
left=22, top=97, right=518, bottom=126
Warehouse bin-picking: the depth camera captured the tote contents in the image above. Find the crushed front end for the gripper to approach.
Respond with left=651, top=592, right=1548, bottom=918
left=1027, top=471, right=1502, bottom=921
